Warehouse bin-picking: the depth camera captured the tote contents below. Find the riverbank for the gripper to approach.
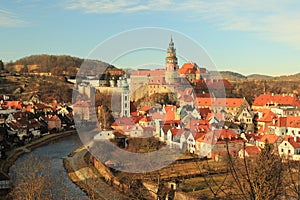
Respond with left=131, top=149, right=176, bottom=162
left=0, top=130, right=76, bottom=174
left=64, top=146, right=129, bottom=200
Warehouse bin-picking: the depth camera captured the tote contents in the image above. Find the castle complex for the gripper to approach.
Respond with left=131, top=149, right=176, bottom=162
left=129, top=37, right=209, bottom=101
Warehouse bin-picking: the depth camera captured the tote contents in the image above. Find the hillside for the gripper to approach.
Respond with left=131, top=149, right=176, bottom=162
left=218, top=71, right=247, bottom=80
left=273, top=73, right=300, bottom=82
left=247, top=74, right=273, bottom=79
left=4, top=54, right=111, bottom=76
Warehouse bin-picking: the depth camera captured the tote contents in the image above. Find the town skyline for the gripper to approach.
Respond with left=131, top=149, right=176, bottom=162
left=1, top=0, right=300, bottom=76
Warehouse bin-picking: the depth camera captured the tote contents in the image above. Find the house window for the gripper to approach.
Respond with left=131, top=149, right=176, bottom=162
left=288, top=150, right=291, bottom=154
left=285, top=143, right=287, bottom=146
left=281, top=149, right=283, bottom=152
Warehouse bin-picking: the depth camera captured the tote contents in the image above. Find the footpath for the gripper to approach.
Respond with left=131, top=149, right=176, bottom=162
left=64, top=146, right=130, bottom=200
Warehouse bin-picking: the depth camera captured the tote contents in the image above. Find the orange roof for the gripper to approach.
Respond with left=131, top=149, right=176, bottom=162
left=178, top=62, right=198, bottom=75
left=111, top=117, right=137, bottom=127
left=196, top=129, right=240, bottom=144
left=3, top=101, right=23, bottom=109
left=192, top=132, right=206, bottom=140
left=170, top=128, right=184, bottom=136
left=164, top=105, right=177, bottom=121
left=244, top=146, right=261, bottom=155
left=286, top=116, right=300, bottom=128
left=258, top=134, right=279, bottom=144
left=26, top=105, right=33, bottom=112
left=283, top=136, right=300, bottom=149
left=257, top=109, right=277, bottom=122
left=139, top=116, right=153, bottom=122
left=151, top=111, right=166, bottom=121
left=195, top=98, right=244, bottom=107
left=253, top=94, right=300, bottom=107
left=139, top=106, right=151, bottom=112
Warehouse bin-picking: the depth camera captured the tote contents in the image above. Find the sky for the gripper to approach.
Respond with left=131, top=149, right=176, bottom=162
left=1, top=0, right=300, bottom=76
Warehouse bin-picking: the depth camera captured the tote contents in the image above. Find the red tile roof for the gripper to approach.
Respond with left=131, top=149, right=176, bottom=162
left=195, top=98, right=244, bottom=107
left=283, top=136, right=300, bottom=149
left=258, top=134, right=279, bottom=144
left=198, top=108, right=212, bottom=117
left=139, top=116, right=153, bottom=122
left=244, top=146, right=261, bottom=155
left=253, top=94, right=300, bottom=107
left=164, top=105, right=177, bottom=121
left=3, top=101, right=23, bottom=110
left=170, top=128, right=184, bottom=136
left=286, top=116, right=300, bottom=128
left=178, top=62, right=198, bottom=75
left=257, top=109, right=277, bottom=122
left=139, top=106, right=151, bottom=112
left=111, top=117, right=137, bottom=127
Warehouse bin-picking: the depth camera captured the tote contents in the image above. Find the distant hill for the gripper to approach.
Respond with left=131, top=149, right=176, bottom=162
left=4, top=54, right=112, bottom=76
left=247, top=74, right=273, bottom=79
left=218, top=71, right=247, bottom=80
left=274, top=73, right=300, bottom=82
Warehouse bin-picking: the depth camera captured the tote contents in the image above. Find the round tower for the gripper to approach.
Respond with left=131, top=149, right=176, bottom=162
left=121, top=75, right=130, bottom=117
left=165, top=37, right=179, bottom=84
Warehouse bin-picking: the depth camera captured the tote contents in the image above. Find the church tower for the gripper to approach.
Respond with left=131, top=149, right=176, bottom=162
left=165, top=37, right=179, bottom=84
left=121, top=75, right=130, bottom=117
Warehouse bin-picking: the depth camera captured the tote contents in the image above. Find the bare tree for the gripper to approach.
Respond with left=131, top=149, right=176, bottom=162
left=8, top=155, right=75, bottom=200
left=201, top=141, right=285, bottom=200
left=285, top=160, right=300, bottom=199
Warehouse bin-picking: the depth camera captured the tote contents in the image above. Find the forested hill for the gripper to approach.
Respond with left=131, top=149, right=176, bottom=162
left=4, top=54, right=111, bottom=76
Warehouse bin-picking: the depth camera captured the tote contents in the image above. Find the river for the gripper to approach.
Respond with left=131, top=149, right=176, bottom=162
left=9, top=134, right=88, bottom=199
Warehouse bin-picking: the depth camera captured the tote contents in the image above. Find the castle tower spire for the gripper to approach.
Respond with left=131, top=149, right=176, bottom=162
left=165, top=36, right=178, bottom=84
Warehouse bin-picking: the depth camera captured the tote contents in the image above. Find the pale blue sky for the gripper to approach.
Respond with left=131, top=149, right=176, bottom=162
left=1, top=0, right=300, bottom=76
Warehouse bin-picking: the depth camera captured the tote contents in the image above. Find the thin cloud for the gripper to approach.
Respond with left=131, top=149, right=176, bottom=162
left=63, top=0, right=300, bottom=49
left=0, top=8, right=27, bottom=27
left=64, top=0, right=172, bottom=13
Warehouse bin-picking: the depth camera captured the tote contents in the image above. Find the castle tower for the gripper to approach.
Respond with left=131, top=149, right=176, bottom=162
left=121, top=75, right=130, bottom=117
left=165, top=37, right=179, bottom=84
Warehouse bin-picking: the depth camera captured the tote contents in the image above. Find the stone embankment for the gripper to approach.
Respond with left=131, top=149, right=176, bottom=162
left=65, top=146, right=196, bottom=200
left=64, top=147, right=129, bottom=200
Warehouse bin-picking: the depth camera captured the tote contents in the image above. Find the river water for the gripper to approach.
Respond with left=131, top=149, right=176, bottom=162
left=9, top=134, right=88, bottom=199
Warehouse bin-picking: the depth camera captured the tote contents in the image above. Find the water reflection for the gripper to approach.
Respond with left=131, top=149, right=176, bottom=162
left=9, top=134, right=88, bottom=199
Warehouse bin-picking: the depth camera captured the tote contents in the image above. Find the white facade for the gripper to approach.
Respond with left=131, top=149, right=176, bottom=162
left=94, top=130, right=115, bottom=140
left=121, top=76, right=130, bottom=117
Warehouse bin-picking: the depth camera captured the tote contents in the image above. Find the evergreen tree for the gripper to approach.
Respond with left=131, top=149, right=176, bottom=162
left=0, top=60, right=4, bottom=70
